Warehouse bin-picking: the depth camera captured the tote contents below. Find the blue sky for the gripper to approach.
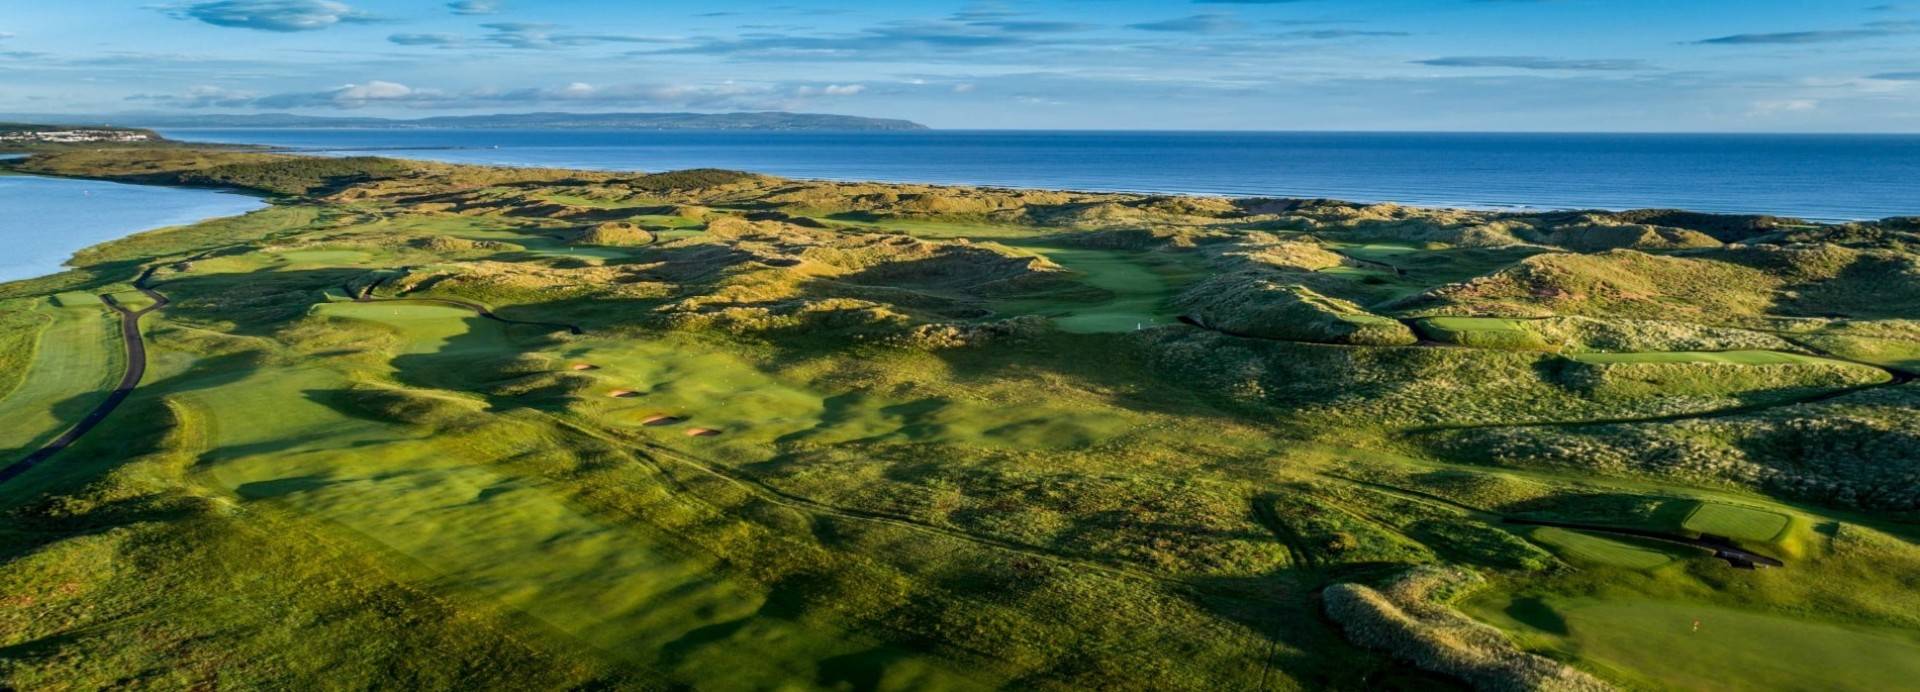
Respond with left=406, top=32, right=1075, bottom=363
left=2, top=0, right=1917, bottom=130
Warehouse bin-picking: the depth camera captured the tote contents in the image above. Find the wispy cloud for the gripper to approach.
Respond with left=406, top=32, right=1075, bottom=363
left=388, top=33, right=464, bottom=47
left=132, top=79, right=872, bottom=111
left=1695, top=21, right=1917, bottom=44
left=1276, top=29, right=1409, bottom=39
left=446, top=0, right=500, bottom=15
left=160, top=0, right=377, bottom=33
left=471, top=23, right=675, bottom=49
left=1128, top=14, right=1243, bottom=34
left=650, top=14, right=1091, bottom=59
left=1748, top=98, right=1820, bottom=116
left=1414, top=56, right=1655, bottom=71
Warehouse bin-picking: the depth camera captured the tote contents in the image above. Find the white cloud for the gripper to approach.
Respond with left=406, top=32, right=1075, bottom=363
left=389, top=33, right=464, bottom=46
left=447, top=0, right=500, bottom=15
left=1748, top=99, right=1820, bottom=117
left=134, top=78, right=882, bottom=112
left=164, top=0, right=376, bottom=33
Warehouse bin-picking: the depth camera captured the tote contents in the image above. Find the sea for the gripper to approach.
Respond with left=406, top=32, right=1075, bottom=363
left=4, top=130, right=1916, bottom=284
left=157, top=129, right=1920, bottom=222
left=0, top=174, right=265, bottom=283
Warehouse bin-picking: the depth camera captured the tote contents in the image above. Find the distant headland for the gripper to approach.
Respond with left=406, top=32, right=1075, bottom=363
left=0, top=111, right=930, bottom=132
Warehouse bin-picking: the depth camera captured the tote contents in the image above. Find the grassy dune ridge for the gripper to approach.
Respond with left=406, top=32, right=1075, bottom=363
left=2, top=148, right=1918, bottom=690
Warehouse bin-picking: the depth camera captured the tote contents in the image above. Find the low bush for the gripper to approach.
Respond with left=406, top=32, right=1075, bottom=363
left=1324, top=566, right=1613, bottom=691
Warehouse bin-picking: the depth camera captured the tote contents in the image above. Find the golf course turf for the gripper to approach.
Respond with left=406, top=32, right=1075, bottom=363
left=3, top=147, right=1920, bottom=690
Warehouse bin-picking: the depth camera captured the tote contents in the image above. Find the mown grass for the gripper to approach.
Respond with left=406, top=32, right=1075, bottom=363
left=0, top=301, right=52, bottom=404
left=1525, top=527, right=1678, bottom=570
left=0, top=298, right=122, bottom=458
left=7, top=149, right=1920, bottom=690
left=1466, top=597, right=1920, bottom=692
left=1681, top=502, right=1791, bottom=542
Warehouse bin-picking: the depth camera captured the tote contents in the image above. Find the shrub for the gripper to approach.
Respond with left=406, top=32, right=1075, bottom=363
left=1324, top=567, right=1613, bottom=691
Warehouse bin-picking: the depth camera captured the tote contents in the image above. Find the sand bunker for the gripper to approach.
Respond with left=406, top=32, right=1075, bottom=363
left=685, top=428, right=722, bottom=437
left=642, top=415, right=683, bottom=426
left=571, top=363, right=598, bottom=371
left=607, top=390, right=639, bottom=398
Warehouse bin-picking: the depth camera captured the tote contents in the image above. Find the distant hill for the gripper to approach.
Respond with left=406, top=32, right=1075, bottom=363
left=0, top=111, right=929, bottom=132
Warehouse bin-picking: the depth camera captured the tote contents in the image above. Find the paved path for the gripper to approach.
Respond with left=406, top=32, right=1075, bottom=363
left=0, top=272, right=167, bottom=484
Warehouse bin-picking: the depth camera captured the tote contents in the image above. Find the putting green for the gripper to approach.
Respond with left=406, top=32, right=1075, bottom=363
left=996, top=245, right=1177, bottom=333
left=443, top=224, right=646, bottom=260
left=0, top=299, right=122, bottom=457
left=1333, top=242, right=1423, bottom=260
left=311, top=302, right=500, bottom=355
left=1483, top=598, right=1920, bottom=692
left=1681, top=503, right=1790, bottom=543
left=1528, top=527, right=1677, bottom=570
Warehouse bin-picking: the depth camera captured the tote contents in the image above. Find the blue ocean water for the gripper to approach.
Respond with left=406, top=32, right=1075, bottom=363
left=0, top=175, right=265, bottom=283
left=160, top=129, right=1920, bottom=221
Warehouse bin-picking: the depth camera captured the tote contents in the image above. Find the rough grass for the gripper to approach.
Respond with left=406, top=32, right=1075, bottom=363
left=7, top=148, right=1920, bottom=691
left=1418, top=317, right=1552, bottom=351
left=0, top=302, right=51, bottom=405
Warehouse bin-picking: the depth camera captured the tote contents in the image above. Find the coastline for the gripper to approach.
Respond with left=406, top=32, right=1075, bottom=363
left=3, top=143, right=1901, bottom=288
left=0, top=148, right=1858, bottom=288
left=154, top=129, right=1920, bottom=222
left=0, top=173, right=266, bottom=285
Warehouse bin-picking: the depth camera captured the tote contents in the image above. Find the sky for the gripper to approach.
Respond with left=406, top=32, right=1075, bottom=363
left=1, top=0, right=1917, bottom=131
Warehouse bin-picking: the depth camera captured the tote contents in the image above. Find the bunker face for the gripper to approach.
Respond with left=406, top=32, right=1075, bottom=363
left=685, top=428, right=721, bottom=437
left=642, top=415, right=683, bottom=426
left=607, top=390, right=639, bottom=398
left=571, top=363, right=598, bottom=371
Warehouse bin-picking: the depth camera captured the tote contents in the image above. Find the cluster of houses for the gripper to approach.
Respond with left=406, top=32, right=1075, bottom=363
left=0, top=128, right=153, bottom=143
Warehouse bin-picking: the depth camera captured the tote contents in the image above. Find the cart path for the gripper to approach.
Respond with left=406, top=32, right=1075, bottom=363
left=0, top=271, right=167, bottom=484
